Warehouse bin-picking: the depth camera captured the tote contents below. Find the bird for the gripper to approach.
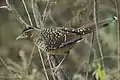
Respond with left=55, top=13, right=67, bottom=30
left=16, top=17, right=116, bottom=55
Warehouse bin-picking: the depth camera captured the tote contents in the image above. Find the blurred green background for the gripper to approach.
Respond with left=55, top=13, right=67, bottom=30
left=0, top=0, right=119, bottom=80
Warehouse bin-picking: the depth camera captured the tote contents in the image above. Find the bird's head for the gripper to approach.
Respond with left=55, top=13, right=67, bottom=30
left=16, top=27, right=36, bottom=41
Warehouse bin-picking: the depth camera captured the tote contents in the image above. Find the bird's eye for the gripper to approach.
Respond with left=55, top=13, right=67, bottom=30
left=25, top=32, right=28, bottom=35
left=23, top=31, right=29, bottom=36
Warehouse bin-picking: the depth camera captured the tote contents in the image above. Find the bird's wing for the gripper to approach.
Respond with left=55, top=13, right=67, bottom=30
left=41, top=28, right=82, bottom=50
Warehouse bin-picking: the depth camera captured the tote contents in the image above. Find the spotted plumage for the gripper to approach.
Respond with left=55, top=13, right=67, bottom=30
left=32, top=27, right=83, bottom=55
left=16, top=17, right=115, bottom=55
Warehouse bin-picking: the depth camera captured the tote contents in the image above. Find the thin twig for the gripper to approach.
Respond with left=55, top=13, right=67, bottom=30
left=31, top=0, right=43, bottom=28
left=50, top=55, right=71, bottom=80
left=46, top=54, right=56, bottom=80
left=93, top=0, right=105, bottom=70
left=7, top=59, right=23, bottom=73
left=54, top=53, right=69, bottom=74
left=0, top=57, right=14, bottom=75
left=47, top=8, right=57, bottom=26
left=22, top=0, right=33, bottom=26
left=93, top=56, right=117, bottom=63
left=85, top=32, right=94, bottom=80
left=6, top=0, right=30, bottom=28
left=0, top=76, right=16, bottom=79
left=42, top=0, right=50, bottom=24
left=114, top=0, right=120, bottom=79
left=38, top=48, right=49, bottom=80
left=94, top=56, right=118, bottom=62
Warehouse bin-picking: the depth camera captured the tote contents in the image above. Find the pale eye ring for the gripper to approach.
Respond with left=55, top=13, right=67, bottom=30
left=23, top=32, right=28, bottom=36
left=25, top=32, right=28, bottom=35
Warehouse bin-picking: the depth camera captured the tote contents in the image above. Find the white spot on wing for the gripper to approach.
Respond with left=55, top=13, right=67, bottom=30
left=82, top=32, right=84, bottom=35
left=77, top=38, right=83, bottom=43
left=80, top=29, right=83, bottom=31
left=64, top=28, right=67, bottom=30
left=64, top=34, right=67, bottom=42
left=72, top=29, right=75, bottom=32
left=82, top=28, right=85, bottom=31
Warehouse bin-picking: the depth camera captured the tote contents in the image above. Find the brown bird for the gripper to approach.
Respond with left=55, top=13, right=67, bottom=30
left=16, top=17, right=116, bottom=55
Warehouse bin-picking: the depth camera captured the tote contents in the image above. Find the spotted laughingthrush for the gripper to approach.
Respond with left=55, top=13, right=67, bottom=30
left=16, top=17, right=116, bottom=55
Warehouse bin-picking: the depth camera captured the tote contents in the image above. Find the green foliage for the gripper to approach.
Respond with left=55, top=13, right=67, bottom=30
left=93, top=64, right=106, bottom=80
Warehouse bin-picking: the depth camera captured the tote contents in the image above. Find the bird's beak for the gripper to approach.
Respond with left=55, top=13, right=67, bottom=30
left=16, top=34, right=25, bottom=40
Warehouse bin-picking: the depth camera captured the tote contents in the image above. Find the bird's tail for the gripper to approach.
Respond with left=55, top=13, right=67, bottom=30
left=62, top=17, right=117, bottom=35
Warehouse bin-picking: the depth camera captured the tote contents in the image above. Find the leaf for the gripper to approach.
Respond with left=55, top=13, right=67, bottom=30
left=93, top=63, right=106, bottom=80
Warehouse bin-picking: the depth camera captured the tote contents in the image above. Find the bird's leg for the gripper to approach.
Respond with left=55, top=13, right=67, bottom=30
left=53, top=51, right=70, bottom=74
